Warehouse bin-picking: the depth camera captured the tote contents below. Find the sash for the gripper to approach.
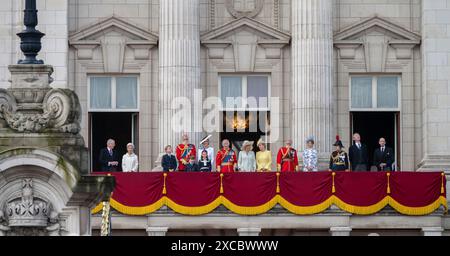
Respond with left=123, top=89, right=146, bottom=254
left=222, top=150, right=233, bottom=163
left=179, top=144, right=192, bottom=159
left=281, top=147, right=292, bottom=159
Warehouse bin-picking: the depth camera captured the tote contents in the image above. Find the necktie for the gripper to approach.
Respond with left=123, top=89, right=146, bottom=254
left=382, top=147, right=384, bottom=153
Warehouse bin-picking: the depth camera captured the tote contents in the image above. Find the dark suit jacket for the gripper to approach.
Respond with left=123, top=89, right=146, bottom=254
left=99, top=147, right=120, bottom=172
left=185, top=163, right=199, bottom=172
left=348, top=143, right=369, bottom=169
left=373, top=147, right=394, bottom=171
left=162, top=154, right=177, bottom=172
left=198, top=160, right=212, bottom=172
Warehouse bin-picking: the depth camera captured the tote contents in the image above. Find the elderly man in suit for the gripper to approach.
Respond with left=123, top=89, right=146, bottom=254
left=373, top=137, right=395, bottom=172
left=99, top=139, right=120, bottom=172
left=348, top=133, right=369, bottom=172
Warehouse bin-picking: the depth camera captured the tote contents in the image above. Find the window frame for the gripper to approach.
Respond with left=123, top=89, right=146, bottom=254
left=218, top=74, right=271, bottom=111
left=88, top=75, right=140, bottom=112
left=349, top=75, right=401, bottom=112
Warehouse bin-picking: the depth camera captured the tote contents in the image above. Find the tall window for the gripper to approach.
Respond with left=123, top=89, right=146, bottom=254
left=88, top=75, right=139, bottom=172
left=219, top=74, right=270, bottom=151
left=350, top=76, right=400, bottom=111
left=220, top=75, right=270, bottom=110
left=89, top=76, right=139, bottom=111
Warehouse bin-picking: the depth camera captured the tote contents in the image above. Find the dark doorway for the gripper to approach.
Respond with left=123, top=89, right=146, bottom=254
left=220, top=111, right=270, bottom=152
left=351, top=112, right=399, bottom=170
left=90, top=112, right=138, bottom=172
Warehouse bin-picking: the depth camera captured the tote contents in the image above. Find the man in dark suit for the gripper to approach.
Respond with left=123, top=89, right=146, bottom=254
left=99, top=139, right=120, bottom=172
left=373, top=137, right=394, bottom=172
left=161, top=145, right=177, bottom=172
left=348, top=133, right=369, bottom=172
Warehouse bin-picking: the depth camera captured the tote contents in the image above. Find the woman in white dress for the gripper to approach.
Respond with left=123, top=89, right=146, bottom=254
left=122, top=143, right=139, bottom=172
left=238, top=140, right=256, bottom=172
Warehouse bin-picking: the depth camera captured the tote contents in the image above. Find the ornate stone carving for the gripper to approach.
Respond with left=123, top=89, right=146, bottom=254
left=1, top=179, right=61, bottom=236
left=0, top=210, right=10, bottom=236
left=225, top=0, right=264, bottom=19
left=0, top=65, right=81, bottom=134
left=6, top=179, right=50, bottom=227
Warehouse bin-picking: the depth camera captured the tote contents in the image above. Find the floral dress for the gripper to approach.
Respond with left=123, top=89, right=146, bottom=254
left=302, top=148, right=318, bottom=172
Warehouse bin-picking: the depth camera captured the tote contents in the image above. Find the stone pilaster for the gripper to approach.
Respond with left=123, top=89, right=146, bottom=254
left=237, top=227, right=261, bottom=236
left=147, top=227, right=169, bottom=236
left=419, top=0, right=450, bottom=172
left=291, top=0, right=334, bottom=166
left=421, top=227, right=443, bottom=236
left=159, top=0, right=202, bottom=152
left=329, top=227, right=352, bottom=236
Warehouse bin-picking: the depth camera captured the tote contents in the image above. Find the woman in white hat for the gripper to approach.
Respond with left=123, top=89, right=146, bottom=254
left=238, top=140, right=256, bottom=172
left=256, top=139, right=272, bottom=172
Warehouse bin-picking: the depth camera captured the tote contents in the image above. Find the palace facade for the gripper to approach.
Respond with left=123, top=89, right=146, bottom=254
left=0, top=0, right=449, bottom=236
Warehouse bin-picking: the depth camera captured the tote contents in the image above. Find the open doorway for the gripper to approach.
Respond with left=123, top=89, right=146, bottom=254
left=351, top=112, right=400, bottom=170
left=89, top=112, right=138, bottom=172
left=220, top=111, right=270, bottom=152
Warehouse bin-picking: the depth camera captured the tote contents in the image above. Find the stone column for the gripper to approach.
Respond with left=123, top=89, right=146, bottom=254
left=147, top=227, right=169, bottom=236
left=237, top=227, right=261, bottom=236
left=329, top=227, right=352, bottom=236
left=421, top=227, right=443, bottom=236
left=419, top=0, right=450, bottom=172
left=159, top=0, right=202, bottom=152
left=291, top=0, right=333, bottom=166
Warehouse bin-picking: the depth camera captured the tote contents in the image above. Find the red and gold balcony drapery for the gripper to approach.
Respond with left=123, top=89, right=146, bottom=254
left=91, top=172, right=447, bottom=216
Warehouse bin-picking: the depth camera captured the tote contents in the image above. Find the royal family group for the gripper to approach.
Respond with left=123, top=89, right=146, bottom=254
left=98, top=133, right=395, bottom=173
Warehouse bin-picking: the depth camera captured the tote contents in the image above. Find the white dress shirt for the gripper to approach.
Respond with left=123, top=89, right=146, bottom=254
left=122, top=153, right=138, bottom=172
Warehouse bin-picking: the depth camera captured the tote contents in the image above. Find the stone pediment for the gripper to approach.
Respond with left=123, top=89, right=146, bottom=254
left=201, top=17, right=290, bottom=44
left=69, top=15, right=158, bottom=43
left=334, top=16, right=421, bottom=70
left=334, top=16, right=421, bottom=42
left=69, top=16, right=158, bottom=67
left=201, top=17, right=290, bottom=67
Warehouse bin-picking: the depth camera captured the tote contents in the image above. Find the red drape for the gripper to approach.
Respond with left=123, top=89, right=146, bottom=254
left=92, top=172, right=447, bottom=216
left=222, top=172, right=277, bottom=207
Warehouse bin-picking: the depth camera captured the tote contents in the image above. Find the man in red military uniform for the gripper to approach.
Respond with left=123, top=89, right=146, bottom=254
left=277, top=139, right=299, bottom=172
left=176, top=134, right=196, bottom=171
left=216, top=139, right=237, bottom=173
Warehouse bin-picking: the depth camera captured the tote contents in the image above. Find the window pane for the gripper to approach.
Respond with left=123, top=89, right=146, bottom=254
left=247, top=76, right=269, bottom=108
left=351, top=77, right=372, bottom=108
left=377, top=77, right=398, bottom=108
left=90, top=77, right=111, bottom=109
left=116, top=77, right=138, bottom=109
left=221, top=76, right=242, bottom=108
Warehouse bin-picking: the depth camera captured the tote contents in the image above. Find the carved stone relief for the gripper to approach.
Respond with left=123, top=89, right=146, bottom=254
left=225, top=0, right=264, bottom=19
left=0, top=65, right=81, bottom=134
left=1, top=179, right=60, bottom=236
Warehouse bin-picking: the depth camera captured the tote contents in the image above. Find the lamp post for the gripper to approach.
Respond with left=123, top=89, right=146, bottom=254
left=17, top=0, right=45, bottom=64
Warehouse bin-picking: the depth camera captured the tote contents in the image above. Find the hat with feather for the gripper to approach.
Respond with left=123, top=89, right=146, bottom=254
left=333, top=135, right=344, bottom=148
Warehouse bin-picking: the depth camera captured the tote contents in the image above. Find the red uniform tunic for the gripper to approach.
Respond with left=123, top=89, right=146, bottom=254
left=215, top=148, right=237, bottom=173
left=276, top=146, right=299, bottom=172
left=176, top=143, right=196, bottom=171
